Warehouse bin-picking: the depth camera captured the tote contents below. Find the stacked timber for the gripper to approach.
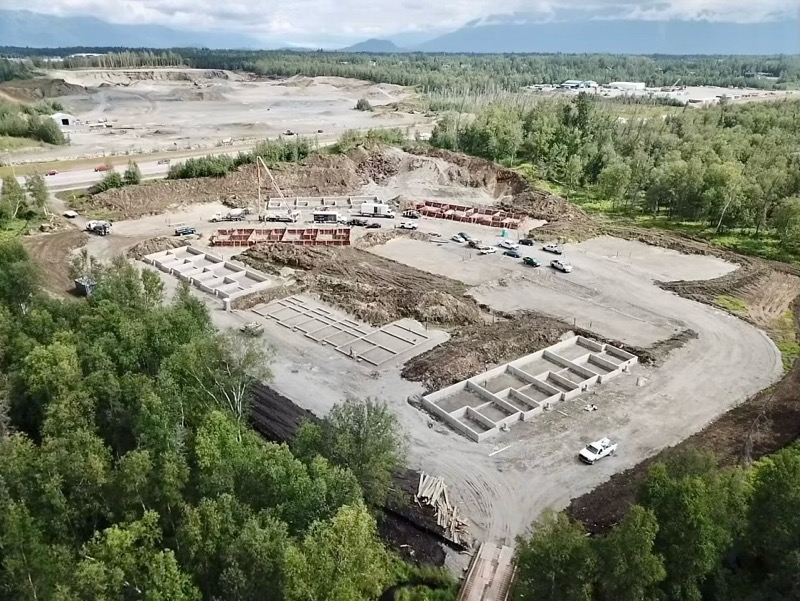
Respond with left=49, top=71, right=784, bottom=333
left=416, top=472, right=470, bottom=546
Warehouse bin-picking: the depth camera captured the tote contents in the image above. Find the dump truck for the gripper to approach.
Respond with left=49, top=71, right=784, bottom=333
left=210, top=209, right=246, bottom=223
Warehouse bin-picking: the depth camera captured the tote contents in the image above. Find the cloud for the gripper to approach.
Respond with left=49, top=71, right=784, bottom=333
left=7, top=0, right=799, bottom=44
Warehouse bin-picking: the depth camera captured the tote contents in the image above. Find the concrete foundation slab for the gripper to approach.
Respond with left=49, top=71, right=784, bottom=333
left=251, top=295, right=439, bottom=367
left=421, top=336, right=638, bottom=441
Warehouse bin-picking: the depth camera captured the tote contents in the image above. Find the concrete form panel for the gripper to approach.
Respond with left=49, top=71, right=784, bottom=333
left=422, top=336, right=638, bottom=442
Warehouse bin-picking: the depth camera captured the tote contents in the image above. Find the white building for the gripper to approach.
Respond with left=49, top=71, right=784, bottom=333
left=51, top=112, right=79, bottom=127
left=608, top=81, right=647, bottom=92
left=561, top=80, right=598, bottom=90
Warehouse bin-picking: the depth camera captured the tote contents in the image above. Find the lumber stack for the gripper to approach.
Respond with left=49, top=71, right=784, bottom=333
left=416, top=472, right=470, bottom=546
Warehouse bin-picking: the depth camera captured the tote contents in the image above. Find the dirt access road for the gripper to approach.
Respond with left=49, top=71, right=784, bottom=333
left=364, top=232, right=782, bottom=544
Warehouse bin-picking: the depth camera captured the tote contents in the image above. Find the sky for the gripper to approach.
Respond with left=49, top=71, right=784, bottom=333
left=3, top=0, right=798, bottom=46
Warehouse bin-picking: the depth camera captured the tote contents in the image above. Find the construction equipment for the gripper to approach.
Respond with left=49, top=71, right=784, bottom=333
left=210, top=209, right=246, bottom=222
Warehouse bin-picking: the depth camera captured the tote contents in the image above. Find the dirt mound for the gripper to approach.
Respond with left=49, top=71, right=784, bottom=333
left=238, top=243, right=482, bottom=327
left=125, top=236, right=190, bottom=260
left=0, top=78, right=86, bottom=101
left=353, top=229, right=429, bottom=248
left=402, top=312, right=571, bottom=392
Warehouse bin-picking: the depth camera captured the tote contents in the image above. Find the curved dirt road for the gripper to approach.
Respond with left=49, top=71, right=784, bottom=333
left=396, top=237, right=783, bottom=545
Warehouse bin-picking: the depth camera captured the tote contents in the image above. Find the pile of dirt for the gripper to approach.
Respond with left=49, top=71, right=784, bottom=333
left=353, top=229, right=430, bottom=249
left=125, top=236, right=191, bottom=260
left=0, top=78, right=87, bottom=101
left=402, top=312, right=572, bottom=392
left=238, top=243, right=482, bottom=327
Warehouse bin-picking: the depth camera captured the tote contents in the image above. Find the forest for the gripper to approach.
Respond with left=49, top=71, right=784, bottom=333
left=0, top=243, right=455, bottom=601
left=431, top=94, right=800, bottom=260
left=0, top=99, right=66, bottom=145
left=1, top=48, right=798, bottom=92
left=512, top=447, right=800, bottom=601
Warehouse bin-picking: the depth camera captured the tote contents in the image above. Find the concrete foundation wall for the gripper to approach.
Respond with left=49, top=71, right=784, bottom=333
left=422, top=335, right=638, bottom=442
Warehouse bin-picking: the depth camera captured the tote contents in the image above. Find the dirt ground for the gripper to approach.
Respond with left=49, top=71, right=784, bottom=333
left=238, top=241, right=482, bottom=327
left=13, top=69, right=428, bottom=164
left=22, top=228, right=88, bottom=295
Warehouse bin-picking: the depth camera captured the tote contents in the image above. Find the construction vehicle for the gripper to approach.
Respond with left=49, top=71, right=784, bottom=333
left=359, top=202, right=395, bottom=218
left=313, top=209, right=343, bottom=224
left=210, top=209, right=246, bottom=223
left=174, top=225, right=196, bottom=236
left=262, top=210, right=301, bottom=223
left=85, top=220, right=111, bottom=236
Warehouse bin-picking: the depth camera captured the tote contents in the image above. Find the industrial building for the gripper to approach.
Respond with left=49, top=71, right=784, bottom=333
left=608, top=81, right=646, bottom=92
left=51, top=112, right=79, bottom=127
left=560, top=80, right=598, bottom=90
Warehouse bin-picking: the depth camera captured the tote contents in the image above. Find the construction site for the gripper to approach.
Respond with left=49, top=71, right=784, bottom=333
left=24, top=138, right=800, bottom=597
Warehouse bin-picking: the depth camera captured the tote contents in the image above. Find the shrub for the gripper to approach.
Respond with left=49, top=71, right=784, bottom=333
left=355, top=98, right=373, bottom=111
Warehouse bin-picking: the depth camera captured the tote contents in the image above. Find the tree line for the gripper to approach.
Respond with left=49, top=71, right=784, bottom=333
left=0, top=98, right=67, bottom=145
left=0, top=58, right=32, bottom=83
left=431, top=94, right=800, bottom=256
left=1, top=172, right=48, bottom=222
left=2, top=47, right=798, bottom=92
left=512, top=447, right=800, bottom=601
left=0, top=244, right=452, bottom=600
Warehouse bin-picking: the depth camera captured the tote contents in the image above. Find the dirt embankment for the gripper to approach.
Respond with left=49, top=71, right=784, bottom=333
left=22, top=229, right=88, bottom=295
left=238, top=243, right=482, bottom=327
left=0, top=78, right=87, bottom=102
left=125, top=236, right=191, bottom=260
left=402, top=312, right=571, bottom=392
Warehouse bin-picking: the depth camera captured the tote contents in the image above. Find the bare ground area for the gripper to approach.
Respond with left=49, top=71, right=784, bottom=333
left=402, top=312, right=572, bottom=391
left=22, top=228, right=87, bottom=295
left=238, top=242, right=482, bottom=327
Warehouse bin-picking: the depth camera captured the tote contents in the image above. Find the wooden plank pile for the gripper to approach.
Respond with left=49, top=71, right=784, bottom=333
left=416, top=472, right=470, bottom=546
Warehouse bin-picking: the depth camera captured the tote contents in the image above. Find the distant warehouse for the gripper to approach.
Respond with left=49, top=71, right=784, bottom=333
left=51, top=112, right=80, bottom=127
left=608, top=81, right=646, bottom=92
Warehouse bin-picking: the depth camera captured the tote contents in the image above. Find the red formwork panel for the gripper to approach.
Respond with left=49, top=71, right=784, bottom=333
left=211, top=228, right=351, bottom=247
left=414, top=201, right=525, bottom=230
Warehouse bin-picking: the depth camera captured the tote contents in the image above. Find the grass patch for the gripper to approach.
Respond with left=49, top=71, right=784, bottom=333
left=0, top=219, right=29, bottom=241
left=0, top=135, right=43, bottom=151
left=770, top=309, right=800, bottom=372
left=716, top=295, right=748, bottom=314
left=58, top=189, right=121, bottom=221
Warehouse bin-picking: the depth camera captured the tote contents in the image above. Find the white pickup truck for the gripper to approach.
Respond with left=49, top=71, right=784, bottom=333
left=579, top=437, right=618, bottom=464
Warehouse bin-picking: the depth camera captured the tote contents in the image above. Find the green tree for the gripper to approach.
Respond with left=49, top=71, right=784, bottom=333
left=294, top=397, right=407, bottom=505
left=595, top=505, right=666, bottom=601
left=355, top=98, right=373, bottom=111
left=123, top=160, right=142, bottom=186
left=743, top=446, right=800, bottom=594
left=24, top=173, right=48, bottom=214
left=284, top=503, right=390, bottom=601
left=512, top=510, right=595, bottom=601
left=1, top=174, right=27, bottom=220
left=597, top=161, right=632, bottom=209
left=0, top=239, right=39, bottom=316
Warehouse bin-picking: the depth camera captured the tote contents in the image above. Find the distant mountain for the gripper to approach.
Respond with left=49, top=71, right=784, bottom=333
left=340, top=39, right=404, bottom=53
left=0, top=9, right=263, bottom=49
left=416, top=18, right=800, bottom=55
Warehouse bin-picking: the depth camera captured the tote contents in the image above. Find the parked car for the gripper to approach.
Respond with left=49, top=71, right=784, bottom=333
left=458, top=232, right=472, bottom=242
left=284, top=129, right=296, bottom=136
left=519, top=238, right=534, bottom=246
left=579, top=437, right=618, bottom=464
left=62, top=210, right=78, bottom=218
left=522, top=256, right=541, bottom=267
left=498, top=239, right=519, bottom=251
left=45, top=169, right=58, bottom=176
left=347, top=218, right=368, bottom=227
left=503, top=249, right=521, bottom=258
left=94, top=165, right=111, bottom=172
left=175, top=225, right=197, bottom=236
left=542, top=243, right=563, bottom=254
left=478, top=246, right=496, bottom=255
left=402, top=210, right=420, bottom=219
left=240, top=322, right=264, bottom=336
left=366, top=223, right=382, bottom=229
left=397, top=222, right=418, bottom=230
left=157, top=158, right=170, bottom=165
left=551, top=259, right=573, bottom=273
left=451, top=234, right=466, bottom=243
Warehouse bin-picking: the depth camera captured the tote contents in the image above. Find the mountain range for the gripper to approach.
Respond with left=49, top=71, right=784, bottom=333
left=0, top=9, right=798, bottom=55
